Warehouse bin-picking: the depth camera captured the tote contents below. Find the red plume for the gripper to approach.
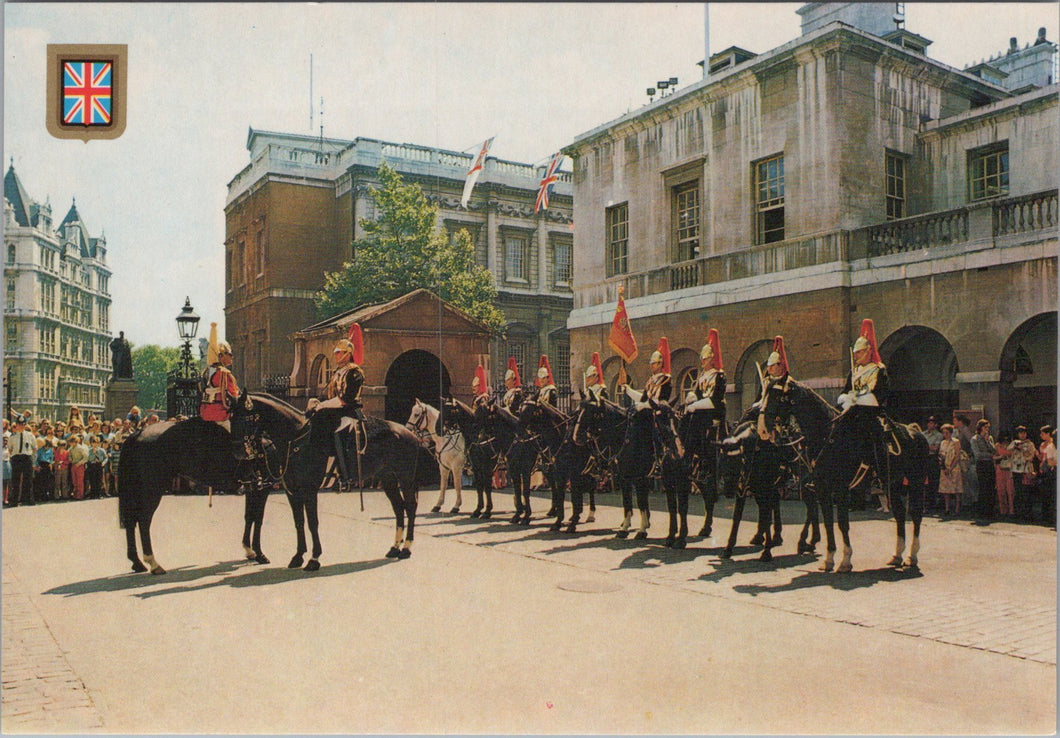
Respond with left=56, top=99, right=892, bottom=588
left=474, top=364, right=488, bottom=396
left=506, top=356, right=521, bottom=387
left=347, top=323, right=364, bottom=365
left=589, top=352, right=604, bottom=385
left=707, top=328, right=723, bottom=371
left=771, top=335, right=788, bottom=374
left=657, top=337, right=671, bottom=375
left=860, top=319, right=881, bottom=364
left=536, top=355, right=554, bottom=386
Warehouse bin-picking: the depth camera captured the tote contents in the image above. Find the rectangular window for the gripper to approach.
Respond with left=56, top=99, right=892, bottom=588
left=755, top=154, right=785, bottom=244
left=256, top=231, right=265, bottom=276
left=886, top=152, right=906, bottom=220
left=674, top=182, right=701, bottom=261
left=551, top=340, right=570, bottom=390
left=6, top=323, right=17, bottom=350
left=5, top=279, right=14, bottom=310
left=553, top=239, right=572, bottom=287
left=606, top=203, right=629, bottom=277
left=968, top=142, right=1009, bottom=201
left=505, top=339, right=530, bottom=387
left=504, top=234, right=529, bottom=282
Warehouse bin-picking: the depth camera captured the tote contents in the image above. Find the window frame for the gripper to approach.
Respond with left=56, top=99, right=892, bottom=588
left=502, top=230, right=531, bottom=284
left=606, top=202, right=629, bottom=278
left=754, top=153, right=785, bottom=245
left=673, top=181, right=701, bottom=262
left=552, top=237, right=572, bottom=288
left=967, top=142, right=1009, bottom=202
left=885, top=150, right=907, bottom=221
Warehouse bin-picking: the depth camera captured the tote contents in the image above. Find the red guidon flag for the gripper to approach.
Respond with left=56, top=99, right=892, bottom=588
left=608, top=285, right=638, bottom=363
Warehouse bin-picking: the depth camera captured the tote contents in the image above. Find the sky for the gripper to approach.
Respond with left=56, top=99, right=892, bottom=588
left=4, top=2, right=1058, bottom=348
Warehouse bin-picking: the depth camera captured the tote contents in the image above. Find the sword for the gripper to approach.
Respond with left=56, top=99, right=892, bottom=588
left=355, top=420, right=365, bottom=512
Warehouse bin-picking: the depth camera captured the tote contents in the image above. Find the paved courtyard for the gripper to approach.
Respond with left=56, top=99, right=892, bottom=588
left=2, top=489, right=1056, bottom=734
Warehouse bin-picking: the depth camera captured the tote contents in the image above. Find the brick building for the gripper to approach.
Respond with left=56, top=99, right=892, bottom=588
left=563, top=3, right=1057, bottom=431
left=3, top=162, right=113, bottom=422
left=224, top=130, right=573, bottom=403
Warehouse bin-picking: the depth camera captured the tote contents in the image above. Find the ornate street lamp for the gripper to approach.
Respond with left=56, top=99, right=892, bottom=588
left=167, top=297, right=201, bottom=418
left=175, top=297, right=200, bottom=379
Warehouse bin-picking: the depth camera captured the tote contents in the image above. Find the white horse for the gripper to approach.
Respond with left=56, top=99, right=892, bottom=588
left=406, top=399, right=467, bottom=514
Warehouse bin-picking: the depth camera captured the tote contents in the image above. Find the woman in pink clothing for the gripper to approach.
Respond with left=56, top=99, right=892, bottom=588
left=993, top=431, right=1015, bottom=518
left=53, top=439, right=70, bottom=500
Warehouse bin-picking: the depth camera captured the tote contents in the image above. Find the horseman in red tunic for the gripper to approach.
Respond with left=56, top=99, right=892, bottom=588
left=306, top=323, right=366, bottom=485
left=199, top=322, right=239, bottom=431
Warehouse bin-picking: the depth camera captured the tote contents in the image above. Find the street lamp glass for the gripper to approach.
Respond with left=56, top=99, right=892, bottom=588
left=176, top=297, right=200, bottom=340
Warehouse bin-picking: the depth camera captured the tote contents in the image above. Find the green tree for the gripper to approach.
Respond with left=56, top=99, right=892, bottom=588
left=131, top=344, right=181, bottom=412
left=315, top=163, right=505, bottom=333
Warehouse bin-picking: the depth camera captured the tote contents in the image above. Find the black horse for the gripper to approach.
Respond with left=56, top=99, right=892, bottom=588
left=500, top=395, right=539, bottom=526
left=229, top=391, right=423, bottom=568
left=645, top=400, right=694, bottom=548
left=717, top=419, right=787, bottom=561
left=517, top=396, right=590, bottom=532
left=678, top=408, right=724, bottom=538
left=760, top=379, right=930, bottom=572
left=571, top=398, right=643, bottom=537
left=548, top=398, right=600, bottom=533
left=117, top=414, right=270, bottom=574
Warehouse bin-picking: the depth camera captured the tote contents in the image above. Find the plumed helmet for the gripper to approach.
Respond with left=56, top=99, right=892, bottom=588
left=207, top=322, right=220, bottom=365
left=650, top=337, right=671, bottom=374
left=504, top=357, right=521, bottom=387
left=473, top=364, right=488, bottom=396
left=766, top=335, right=788, bottom=373
left=536, top=355, right=554, bottom=386
left=335, top=323, right=364, bottom=365
left=584, top=352, right=604, bottom=385
left=700, top=329, right=723, bottom=370
left=217, top=341, right=232, bottom=357
left=853, top=319, right=882, bottom=364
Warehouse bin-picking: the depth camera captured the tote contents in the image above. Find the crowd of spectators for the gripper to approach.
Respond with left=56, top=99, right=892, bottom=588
left=919, top=414, right=1056, bottom=526
left=2, top=405, right=161, bottom=507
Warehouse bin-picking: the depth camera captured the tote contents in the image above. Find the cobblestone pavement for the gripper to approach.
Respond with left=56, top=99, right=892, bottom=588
left=1, top=490, right=1055, bottom=733
left=2, top=564, right=104, bottom=733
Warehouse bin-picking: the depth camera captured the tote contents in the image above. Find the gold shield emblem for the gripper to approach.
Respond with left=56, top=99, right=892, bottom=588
left=46, top=44, right=128, bottom=142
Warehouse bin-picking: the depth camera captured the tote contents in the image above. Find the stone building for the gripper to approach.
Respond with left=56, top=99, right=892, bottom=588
left=564, top=3, right=1057, bottom=431
left=3, top=161, right=113, bottom=422
left=224, top=130, right=573, bottom=402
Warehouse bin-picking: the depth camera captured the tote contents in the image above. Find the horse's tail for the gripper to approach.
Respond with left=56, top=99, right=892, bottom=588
left=117, top=438, right=140, bottom=530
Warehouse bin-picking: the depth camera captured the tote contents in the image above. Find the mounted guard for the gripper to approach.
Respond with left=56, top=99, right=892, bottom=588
left=836, top=318, right=893, bottom=487
left=535, top=355, right=558, bottom=407
left=501, top=357, right=523, bottom=412
left=306, top=322, right=366, bottom=487
left=624, top=337, right=672, bottom=409
left=583, top=352, right=608, bottom=404
left=199, top=322, right=239, bottom=431
left=471, top=364, right=491, bottom=410
left=683, top=328, right=726, bottom=487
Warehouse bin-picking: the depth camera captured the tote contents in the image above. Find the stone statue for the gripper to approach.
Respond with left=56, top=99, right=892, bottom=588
left=110, top=331, right=133, bottom=379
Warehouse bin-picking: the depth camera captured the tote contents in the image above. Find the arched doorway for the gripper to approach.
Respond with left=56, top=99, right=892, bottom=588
left=999, top=312, right=1057, bottom=433
left=878, top=326, right=959, bottom=425
left=384, top=349, right=452, bottom=424
left=734, top=339, right=773, bottom=419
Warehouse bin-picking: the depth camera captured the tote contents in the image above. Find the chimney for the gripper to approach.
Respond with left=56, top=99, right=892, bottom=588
left=1008, top=36, right=1019, bottom=54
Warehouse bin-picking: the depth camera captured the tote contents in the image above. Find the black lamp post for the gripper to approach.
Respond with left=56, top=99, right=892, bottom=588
left=167, top=297, right=201, bottom=418
left=176, top=297, right=200, bottom=379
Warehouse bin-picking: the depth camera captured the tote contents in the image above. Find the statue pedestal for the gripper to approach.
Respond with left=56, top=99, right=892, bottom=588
left=105, top=378, right=139, bottom=421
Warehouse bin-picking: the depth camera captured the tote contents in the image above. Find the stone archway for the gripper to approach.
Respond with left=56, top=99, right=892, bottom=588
left=999, top=312, right=1057, bottom=433
left=383, top=349, right=452, bottom=425
left=309, top=354, right=330, bottom=396
left=878, top=326, right=959, bottom=425
left=734, top=339, right=773, bottom=418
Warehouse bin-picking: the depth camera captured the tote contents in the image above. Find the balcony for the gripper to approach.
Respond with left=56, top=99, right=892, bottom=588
left=574, top=189, right=1057, bottom=310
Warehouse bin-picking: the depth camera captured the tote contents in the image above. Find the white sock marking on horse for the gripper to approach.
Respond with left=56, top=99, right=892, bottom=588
left=895, top=536, right=906, bottom=558
left=619, top=512, right=631, bottom=531
left=394, top=527, right=405, bottom=548
left=907, top=536, right=920, bottom=566
left=143, top=554, right=161, bottom=572
left=638, top=510, right=650, bottom=532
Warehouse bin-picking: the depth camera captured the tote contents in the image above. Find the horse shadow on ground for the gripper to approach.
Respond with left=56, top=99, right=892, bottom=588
left=43, top=557, right=393, bottom=600
left=695, top=552, right=821, bottom=584
left=731, top=563, right=925, bottom=596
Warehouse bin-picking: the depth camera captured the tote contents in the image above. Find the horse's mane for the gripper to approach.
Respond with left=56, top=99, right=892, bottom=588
left=247, top=392, right=308, bottom=428
left=783, top=380, right=840, bottom=419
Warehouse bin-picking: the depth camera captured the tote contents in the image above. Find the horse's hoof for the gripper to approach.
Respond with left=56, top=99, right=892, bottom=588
left=449, top=506, right=460, bottom=514
left=673, top=538, right=687, bottom=550
left=304, top=559, right=320, bottom=572
left=749, top=533, right=764, bottom=546
left=903, top=558, right=919, bottom=569
left=547, top=507, right=559, bottom=517
left=288, top=555, right=305, bottom=569
left=397, top=548, right=412, bottom=560
left=243, top=546, right=256, bottom=559
left=773, top=535, right=783, bottom=547
left=585, top=513, right=596, bottom=523
left=431, top=505, right=442, bottom=513
left=615, top=530, right=630, bottom=539
left=565, top=523, right=578, bottom=534
left=386, top=547, right=401, bottom=559
left=760, top=549, right=773, bottom=562
left=549, top=522, right=563, bottom=532
left=837, top=562, right=853, bottom=573
left=698, top=526, right=712, bottom=538
left=663, top=537, right=675, bottom=548
left=470, top=509, right=481, bottom=518
left=633, top=530, right=648, bottom=540
left=480, top=511, right=492, bottom=520
left=255, top=554, right=270, bottom=565
left=520, top=514, right=532, bottom=526
left=150, top=565, right=166, bottom=575
left=797, top=542, right=813, bottom=554
left=820, top=561, right=835, bottom=572
left=131, top=561, right=148, bottom=573
left=510, top=514, right=522, bottom=525
left=720, top=548, right=733, bottom=559
left=886, top=555, right=903, bottom=567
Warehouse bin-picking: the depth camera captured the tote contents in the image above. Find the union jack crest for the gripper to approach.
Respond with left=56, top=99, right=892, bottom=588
left=63, top=61, right=112, bottom=126
left=534, top=152, right=564, bottom=213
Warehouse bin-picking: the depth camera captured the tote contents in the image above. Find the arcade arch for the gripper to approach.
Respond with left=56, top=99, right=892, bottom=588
left=878, top=326, right=959, bottom=424
left=383, top=349, right=452, bottom=424
left=999, top=312, right=1057, bottom=432
left=734, top=339, right=774, bottom=418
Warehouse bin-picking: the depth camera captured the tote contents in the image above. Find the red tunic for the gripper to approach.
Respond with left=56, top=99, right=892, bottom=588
left=199, top=365, right=239, bottom=422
